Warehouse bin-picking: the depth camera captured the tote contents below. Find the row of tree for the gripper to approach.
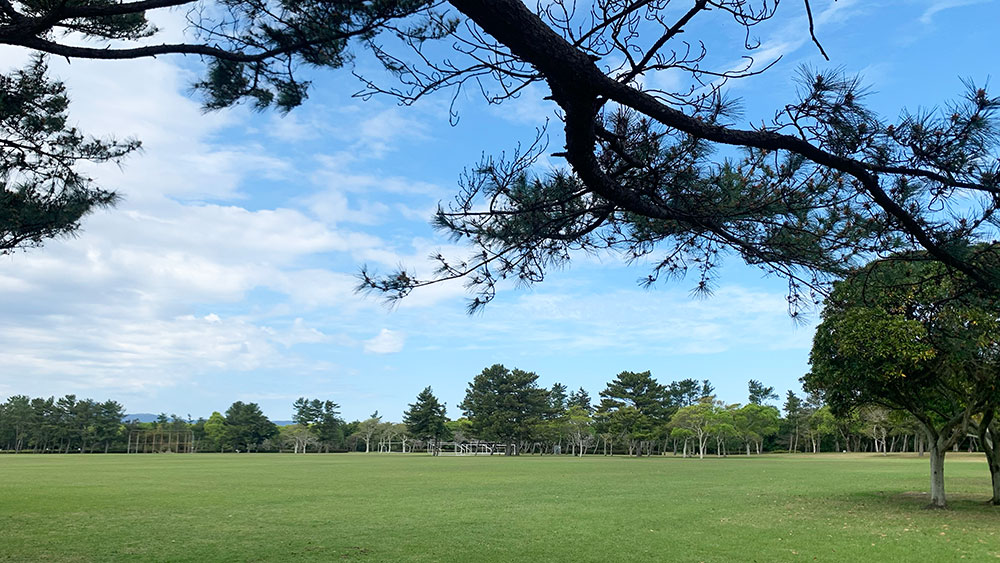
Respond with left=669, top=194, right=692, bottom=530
left=0, top=397, right=283, bottom=454
left=1, top=377, right=930, bottom=458
left=0, top=394, right=442, bottom=455
left=4, top=305, right=997, bottom=515
left=430, top=365, right=947, bottom=460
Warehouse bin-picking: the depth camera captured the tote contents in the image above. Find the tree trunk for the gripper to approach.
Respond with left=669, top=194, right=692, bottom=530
left=985, top=429, right=1000, bottom=505
left=989, top=462, right=1000, bottom=506
left=977, top=417, right=1000, bottom=505
left=928, top=441, right=948, bottom=509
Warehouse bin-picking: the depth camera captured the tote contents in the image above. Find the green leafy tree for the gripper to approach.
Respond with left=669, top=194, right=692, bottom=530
left=403, top=387, right=449, bottom=455
left=567, top=387, right=593, bottom=413
left=748, top=380, right=779, bottom=406
left=668, top=398, right=718, bottom=459
left=28, top=396, right=57, bottom=452
left=376, top=421, right=398, bottom=452
left=203, top=411, right=228, bottom=452
left=224, top=402, right=277, bottom=452
left=293, top=398, right=344, bottom=452
left=565, top=405, right=594, bottom=457
left=595, top=371, right=669, bottom=456
left=733, top=403, right=780, bottom=455
left=549, top=383, right=568, bottom=413
left=280, top=424, right=316, bottom=454
left=459, top=364, right=549, bottom=454
left=708, top=404, right=738, bottom=457
left=805, top=406, right=836, bottom=454
left=1, top=395, right=33, bottom=452
left=782, top=391, right=807, bottom=453
left=292, top=398, right=320, bottom=426
left=93, top=400, right=125, bottom=453
left=667, top=379, right=711, bottom=408
left=355, top=413, right=382, bottom=453
left=804, top=254, right=1000, bottom=508
left=444, top=418, right=472, bottom=446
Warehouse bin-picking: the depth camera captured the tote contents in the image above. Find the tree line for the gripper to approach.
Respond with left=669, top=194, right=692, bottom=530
left=422, top=365, right=954, bottom=460
left=0, top=373, right=951, bottom=459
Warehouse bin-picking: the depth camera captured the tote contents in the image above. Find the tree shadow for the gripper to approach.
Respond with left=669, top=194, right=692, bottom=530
left=883, top=491, right=1000, bottom=511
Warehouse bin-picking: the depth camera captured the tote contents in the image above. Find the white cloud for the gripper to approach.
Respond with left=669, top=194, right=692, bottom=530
left=416, top=283, right=815, bottom=356
left=363, top=329, right=406, bottom=354
left=0, top=313, right=276, bottom=393
left=920, top=0, right=992, bottom=24
left=721, top=0, right=866, bottom=82
left=354, top=107, right=429, bottom=158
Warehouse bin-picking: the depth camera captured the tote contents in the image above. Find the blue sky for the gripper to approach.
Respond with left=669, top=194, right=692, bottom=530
left=0, top=0, right=996, bottom=421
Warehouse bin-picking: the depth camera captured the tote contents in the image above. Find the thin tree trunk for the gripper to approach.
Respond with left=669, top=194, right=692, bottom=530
left=978, top=415, right=1000, bottom=505
left=928, top=440, right=948, bottom=509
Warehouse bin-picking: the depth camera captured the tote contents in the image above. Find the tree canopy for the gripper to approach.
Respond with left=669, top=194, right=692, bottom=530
left=804, top=251, right=1000, bottom=507
left=224, top=401, right=278, bottom=451
left=0, top=57, right=137, bottom=253
left=292, top=397, right=345, bottom=452
left=402, top=386, right=448, bottom=453
left=748, top=380, right=778, bottom=406
left=1, top=0, right=997, bottom=309
left=459, top=363, right=549, bottom=451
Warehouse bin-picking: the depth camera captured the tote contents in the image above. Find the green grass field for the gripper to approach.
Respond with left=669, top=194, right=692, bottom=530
left=1, top=453, right=998, bottom=562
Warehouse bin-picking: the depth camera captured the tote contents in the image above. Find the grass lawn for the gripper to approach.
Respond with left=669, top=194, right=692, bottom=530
left=1, top=452, right=998, bottom=562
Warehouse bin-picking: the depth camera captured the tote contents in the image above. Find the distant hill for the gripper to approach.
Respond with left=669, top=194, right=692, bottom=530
left=124, top=413, right=295, bottom=426
left=123, top=413, right=160, bottom=423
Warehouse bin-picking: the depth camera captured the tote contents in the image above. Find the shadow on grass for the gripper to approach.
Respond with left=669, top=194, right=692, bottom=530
left=889, top=491, right=1000, bottom=511
left=833, top=490, right=1000, bottom=512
